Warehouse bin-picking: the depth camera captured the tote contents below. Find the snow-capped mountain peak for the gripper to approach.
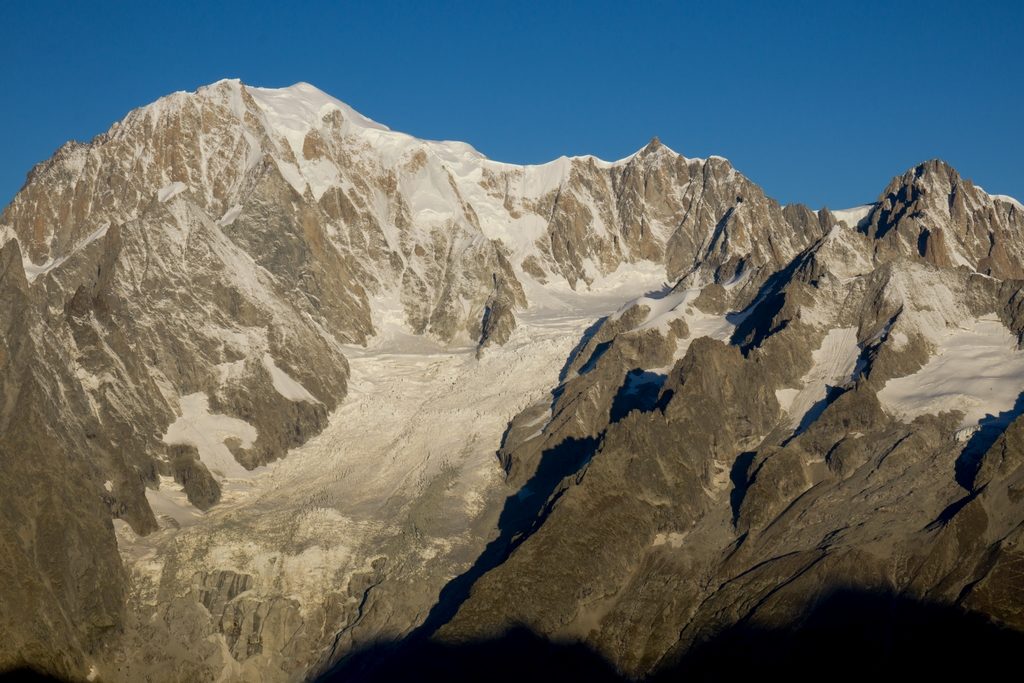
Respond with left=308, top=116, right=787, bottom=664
left=4, top=80, right=1024, bottom=682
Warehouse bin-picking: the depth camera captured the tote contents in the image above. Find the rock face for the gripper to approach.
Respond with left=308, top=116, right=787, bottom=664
left=417, top=175, right=1024, bottom=678
left=1, top=79, right=1023, bottom=680
left=864, top=159, right=1024, bottom=277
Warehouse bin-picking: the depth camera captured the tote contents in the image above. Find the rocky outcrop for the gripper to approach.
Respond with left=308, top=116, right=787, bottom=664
left=863, top=159, right=1024, bottom=277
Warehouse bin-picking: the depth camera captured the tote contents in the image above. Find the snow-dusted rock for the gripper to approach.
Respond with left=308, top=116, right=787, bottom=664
left=2, top=79, right=1024, bottom=680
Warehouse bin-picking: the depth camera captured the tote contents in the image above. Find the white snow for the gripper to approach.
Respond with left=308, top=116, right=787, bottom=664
left=112, top=80, right=714, bottom=302
left=23, top=254, right=66, bottom=281
left=236, top=80, right=676, bottom=277
left=218, top=204, right=243, bottom=226
left=831, top=204, right=875, bottom=229
left=247, top=82, right=395, bottom=198
left=274, top=160, right=308, bottom=196
left=877, top=315, right=1024, bottom=427
left=609, top=279, right=745, bottom=363
left=776, top=327, right=860, bottom=427
left=22, top=222, right=111, bottom=283
left=162, top=393, right=258, bottom=479
left=247, top=81, right=390, bottom=137
left=519, top=264, right=672, bottom=338
left=882, top=267, right=974, bottom=351
left=157, top=181, right=187, bottom=203
left=115, top=277, right=660, bottom=645
left=816, top=223, right=874, bottom=282
left=264, top=295, right=627, bottom=511
left=262, top=354, right=319, bottom=403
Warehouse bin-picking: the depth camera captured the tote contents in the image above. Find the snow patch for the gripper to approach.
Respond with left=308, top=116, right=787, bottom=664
left=262, top=354, right=319, bottom=403
left=882, top=268, right=973, bottom=351
left=776, top=327, right=860, bottom=427
left=248, top=82, right=390, bottom=138
left=611, top=280, right=744, bottom=361
left=157, top=181, right=187, bottom=203
left=274, top=159, right=308, bottom=196
left=22, top=222, right=111, bottom=283
left=145, top=476, right=203, bottom=529
left=218, top=204, right=243, bottom=226
left=652, top=531, right=687, bottom=548
left=831, top=204, right=875, bottom=229
left=877, top=316, right=1024, bottom=427
left=163, top=393, right=258, bottom=479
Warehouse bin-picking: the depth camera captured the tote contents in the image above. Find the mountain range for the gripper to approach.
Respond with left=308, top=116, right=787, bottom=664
left=1, top=80, right=1023, bottom=682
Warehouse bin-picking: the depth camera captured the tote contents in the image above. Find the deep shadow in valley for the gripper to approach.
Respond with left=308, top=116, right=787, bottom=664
left=9, top=588, right=1021, bottom=682
left=323, top=588, right=1024, bottom=682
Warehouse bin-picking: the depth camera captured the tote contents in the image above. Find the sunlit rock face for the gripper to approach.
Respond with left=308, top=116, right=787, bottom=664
left=2, top=80, right=1023, bottom=681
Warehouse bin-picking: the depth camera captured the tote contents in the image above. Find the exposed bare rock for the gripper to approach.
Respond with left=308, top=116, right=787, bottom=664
left=3, top=79, right=1024, bottom=681
left=417, top=185, right=1024, bottom=679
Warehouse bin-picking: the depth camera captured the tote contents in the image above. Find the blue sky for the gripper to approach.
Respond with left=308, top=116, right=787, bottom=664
left=1, top=1, right=1021, bottom=208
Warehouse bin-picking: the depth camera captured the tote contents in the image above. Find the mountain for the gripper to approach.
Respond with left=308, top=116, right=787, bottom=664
left=1, top=80, right=1022, bottom=681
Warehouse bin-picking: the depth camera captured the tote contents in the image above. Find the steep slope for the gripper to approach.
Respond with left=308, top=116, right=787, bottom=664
left=863, top=159, right=1024, bottom=276
left=1, top=79, right=1022, bottom=681
left=0, top=80, right=820, bottom=679
left=415, top=163, right=1024, bottom=679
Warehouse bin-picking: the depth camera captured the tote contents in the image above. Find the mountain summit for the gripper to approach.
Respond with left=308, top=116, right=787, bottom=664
left=1, top=81, right=1022, bottom=681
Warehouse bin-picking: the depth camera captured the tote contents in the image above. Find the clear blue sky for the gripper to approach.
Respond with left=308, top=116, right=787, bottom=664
left=1, top=1, right=1021, bottom=209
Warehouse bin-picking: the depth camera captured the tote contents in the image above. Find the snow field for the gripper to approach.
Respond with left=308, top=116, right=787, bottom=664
left=878, top=315, right=1024, bottom=427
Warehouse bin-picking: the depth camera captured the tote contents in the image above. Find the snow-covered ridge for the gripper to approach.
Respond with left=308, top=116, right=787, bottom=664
left=4, top=78, right=670, bottom=286
left=139, top=79, right=670, bottom=183
left=971, top=183, right=1023, bottom=212
left=991, top=193, right=1024, bottom=211
left=245, top=81, right=391, bottom=134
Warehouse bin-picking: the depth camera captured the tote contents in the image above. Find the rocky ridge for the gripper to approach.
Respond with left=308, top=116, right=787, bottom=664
left=0, top=80, right=1022, bottom=680
left=423, top=162, right=1024, bottom=679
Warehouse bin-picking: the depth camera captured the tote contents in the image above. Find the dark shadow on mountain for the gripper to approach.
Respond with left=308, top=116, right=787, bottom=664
left=926, top=485, right=984, bottom=530
left=558, top=316, right=607, bottom=383
left=729, top=450, right=756, bottom=524
left=610, top=369, right=667, bottom=423
left=955, top=391, right=1024, bottom=490
left=871, top=194, right=900, bottom=240
left=782, top=384, right=849, bottom=446
left=654, top=387, right=674, bottom=412
left=323, top=588, right=1024, bottom=682
left=325, top=626, right=621, bottom=683
left=852, top=310, right=899, bottom=382
left=730, top=251, right=809, bottom=353
left=551, top=317, right=609, bottom=412
left=703, top=207, right=735, bottom=262
left=401, top=436, right=600, bottom=644
left=656, top=588, right=1024, bottom=682
left=917, top=227, right=931, bottom=257
left=496, top=418, right=516, bottom=453
left=639, top=283, right=675, bottom=300
left=579, top=340, right=612, bottom=376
